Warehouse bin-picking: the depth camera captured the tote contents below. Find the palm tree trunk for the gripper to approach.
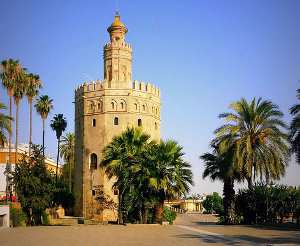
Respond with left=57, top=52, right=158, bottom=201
left=56, top=137, right=60, bottom=183
left=142, top=205, right=148, bottom=224
left=155, top=200, right=164, bottom=224
left=118, top=191, right=123, bottom=224
left=15, top=102, right=19, bottom=164
left=139, top=206, right=143, bottom=224
left=8, top=95, right=12, bottom=166
left=68, top=160, right=72, bottom=192
left=29, top=99, right=32, bottom=156
left=42, top=119, right=45, bottom=158
left=223, top=177, right=235, bottom=225
left=247, top=177, right=253, bottom=190
left=8, top=94, right=13, bottom=202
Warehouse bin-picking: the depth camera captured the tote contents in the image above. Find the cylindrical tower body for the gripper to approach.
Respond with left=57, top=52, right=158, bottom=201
left=74, top=14, right=161, bottom=221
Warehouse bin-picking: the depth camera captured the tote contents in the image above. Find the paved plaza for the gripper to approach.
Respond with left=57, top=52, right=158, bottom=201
left=0, top=214, right=299, bottom=245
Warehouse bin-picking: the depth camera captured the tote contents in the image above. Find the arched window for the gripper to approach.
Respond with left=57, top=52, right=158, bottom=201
left=121, top=102, right=124, bottom=110
left=90, top=153, right=97, bottom=170
left=92, top=119, right=96, bottom=127
left=114, top=189, right=119, bottom=195
left=155, top=122, right=158, bottom=130
left=114, top=117, right=119, bottom=125
left=111, top=102, right=115, bottom=110
left=134, top=103, right=138, bottom=110
left=98, top=102, right=101, bottom=110
left=138, top=119, right=142, bottom=127
left=142, top=105, right=145, bottom=111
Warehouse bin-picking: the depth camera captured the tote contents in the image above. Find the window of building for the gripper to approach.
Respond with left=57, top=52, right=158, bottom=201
left=111, top=102, right=115, bottom=110
left=134, top=103, right=138, bottom=110
left=121, top=102, right=124, bottom=110
left=155, top=122, right=158, bottom=130
left=92, top=190, right=96, bottom=196
left=114, top=117, right=119, bottom=125
left=90, top=153, right=97, bottom=170
left=92, top=119, right=96, bottom=127
left=138, top=119, right=142, bottom=127
left=98, top=103, right=101, bottom=110
left=114, top=189, right=119, bottom=195
left=142, top=105, right=145, bottom=111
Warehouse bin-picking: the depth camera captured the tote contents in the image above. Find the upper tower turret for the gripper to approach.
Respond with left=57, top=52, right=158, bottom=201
left=103, top=13, right=132, bottom=88
left=107, top=12, right=128, bottom=45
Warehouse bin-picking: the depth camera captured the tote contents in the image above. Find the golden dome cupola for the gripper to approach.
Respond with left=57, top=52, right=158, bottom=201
left=107, top=12, right=128, bottom=43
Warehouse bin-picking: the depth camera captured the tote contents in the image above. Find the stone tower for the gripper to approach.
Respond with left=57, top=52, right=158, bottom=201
left=74, top=13, right=161, bottom=221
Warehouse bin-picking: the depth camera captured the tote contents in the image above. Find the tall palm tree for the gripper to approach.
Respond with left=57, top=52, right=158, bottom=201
left=200, top=145, right=240, bottom=224
left=34, top=95, right=53, bottom=157
left=60, top=132, right=75, bottom=192
left=0, top=102, right=12, bottom=147
left=50, top=114, right=67, bottom=183
left=25, top=73, right=42, bottom=155
left=215, top=98, right=289, bottom=189
left=290, top=87, right=300, bottom=165
left=101, top=127, right=151, bottom=224
left=147, top=140, right=193, bottom=223
left=1, top=59, right=22, bottom=164
left=13, top=69, right=27, bottom=162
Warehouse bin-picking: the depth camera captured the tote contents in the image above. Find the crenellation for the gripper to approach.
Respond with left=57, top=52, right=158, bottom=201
left=140, top=81, right=145, bottom=91
left=133, top=80, right=138, bottom=89
left=104, top=42, right=132, bottom=51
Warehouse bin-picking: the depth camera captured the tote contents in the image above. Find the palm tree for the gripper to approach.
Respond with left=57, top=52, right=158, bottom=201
left=101, top=127, right=151, bottom=224
left=50, top=114, right=67, bottom=183
left=0, top=102, right=12, bottom=147
left=215, top=98, right=289, bottom=188
left=34, top=95, right=53, bottom=157
left=290, top=87, right=300, bottom=165
left=1, top=59, right=22, bottom=164
left=25, top=73, right=42, bottom=155
left=200, top=145, right=240, bottom=224
left=60, top=132, right=75, bottom=192
left=147, top=140, right=193, bottom=223
left=13, top=69, right=27, bottom=161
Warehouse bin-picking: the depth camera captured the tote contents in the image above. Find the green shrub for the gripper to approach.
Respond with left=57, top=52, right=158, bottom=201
left=41, top=210, right=50, bottom=225
left=10, top=207, right=27, bottom=227
left=163, top=207, right=177, bottom=224
left=217, top=216, right=225, bottom=224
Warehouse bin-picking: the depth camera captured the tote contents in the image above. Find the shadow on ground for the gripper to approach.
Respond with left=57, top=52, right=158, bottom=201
left=175, top=232, right=300, bottom=245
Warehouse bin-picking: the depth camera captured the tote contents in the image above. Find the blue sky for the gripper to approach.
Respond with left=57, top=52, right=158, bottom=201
left=0, top=0, right=299, bottom=194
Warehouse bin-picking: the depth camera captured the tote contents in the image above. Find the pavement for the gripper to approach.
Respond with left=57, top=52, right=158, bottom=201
left=0, top=214, right=299, bottom=246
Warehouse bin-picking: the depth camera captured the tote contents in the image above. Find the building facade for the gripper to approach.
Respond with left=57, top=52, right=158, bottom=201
left=74, top=14, right=161, bottom=221
left=0, top=143, right=61, bottom=199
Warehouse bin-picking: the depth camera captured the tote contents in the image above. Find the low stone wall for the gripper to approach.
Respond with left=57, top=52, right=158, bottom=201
left=0, top=205, right=10, bottom=227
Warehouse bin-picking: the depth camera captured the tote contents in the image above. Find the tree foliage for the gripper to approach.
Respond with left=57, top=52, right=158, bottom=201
left=0, top=102, right=12, bottom=146
left=202, top=192, right=223, bottom=215
left=12, top=144, right=74, bottom=225
left=236, top=184, right=300, bottom=224
left=60, top=132, right=75, bottom=192
left=214, top=97, right=289, bottom=188
left=290, top=87, right=300, bottom=164
left=200, top=146, right=238, bottom=224
left=100, top=127, right=193, bottom=224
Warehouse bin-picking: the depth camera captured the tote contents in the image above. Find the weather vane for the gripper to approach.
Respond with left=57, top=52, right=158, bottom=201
left=115, top=0, right=120, bottom=15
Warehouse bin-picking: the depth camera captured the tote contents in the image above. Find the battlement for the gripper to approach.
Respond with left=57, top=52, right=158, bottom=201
left=75, top=80, right=105, bottom=96
left=75, top=79, right=160, bottom=97
left=104, top=42, right=132, bottom=51
left=132, top=80, right=160, bottom=97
